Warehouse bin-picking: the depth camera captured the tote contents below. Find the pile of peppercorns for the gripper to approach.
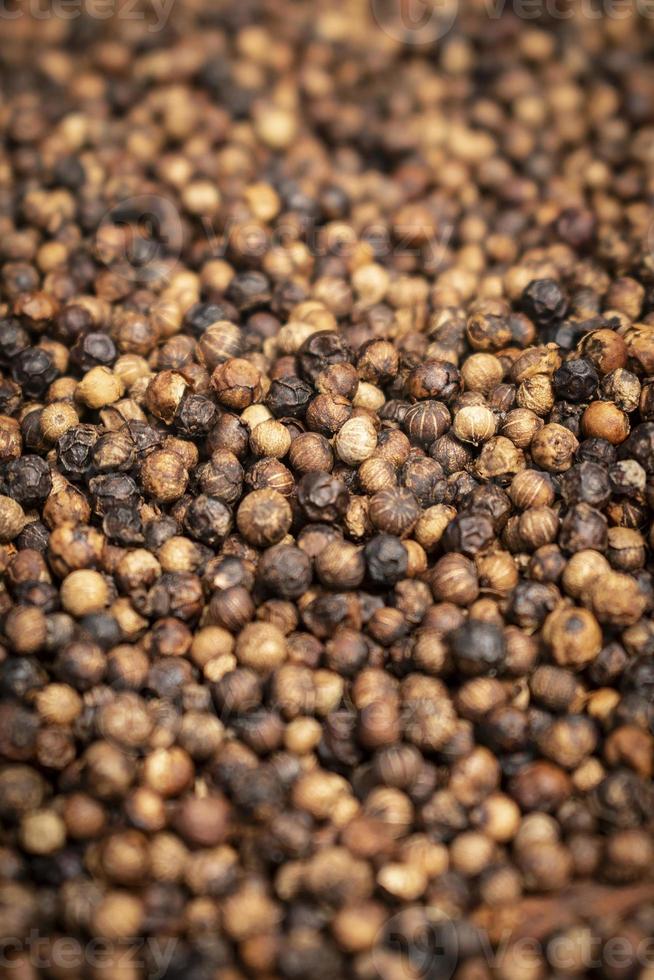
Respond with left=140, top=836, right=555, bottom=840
left=2, top=2, right=654, bottom=979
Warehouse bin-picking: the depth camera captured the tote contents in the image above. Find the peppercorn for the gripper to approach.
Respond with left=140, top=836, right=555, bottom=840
left=316, top=539, right=365, bottom=590
left=452, top=405, right=497, bottom=444
left=530, top=424, right=579, bottom=472
left=5, top=455, right=52, bottom=507
left=334, top=415, right=377, bottom=466
left=500, top=408, right=543, bottom=448
left=298, top=331, right=352, bottom=383
left=364, top=534, right=408, bottom=586
left=369, top=487, right=421, bottom=537
left=553, top=358, right=599, bottom=403
left=429, top=554, right=479, bottom=606
left=402, top=400, right=451, bottom=445
left=12, top=347, right=57, bottom=399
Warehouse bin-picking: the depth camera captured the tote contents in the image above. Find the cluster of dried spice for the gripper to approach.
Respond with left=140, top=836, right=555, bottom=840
left=2, top=2, right=654, bottom=979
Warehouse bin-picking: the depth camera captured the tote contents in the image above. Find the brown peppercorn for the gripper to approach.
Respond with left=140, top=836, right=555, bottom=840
left=509, top=761, right=572, bottom=812
left=516, top=374, right=555, bottom=416
left=411, top=506, right=454, bottom=555
left=76, top=366, right=124, bottom=408
left=606, top=527, right=646, bottom=571
left=452, top=405, right=497, bottom=445
left=561, top=549, right=610, bottom=601
left=0, top=495, right=26, bottom=542
left=288, top=431, right=334, bottom=473
left=429, top=553, right=479, bottom=606
left=542, top=605, right=603, bottom=669
left=197, top=321, right=242, bottom=369
left=236, top=622, right=287, bottom=672
left=211, top=357, right=263, bottom=409
left=509, top=469, right=555, bottom=509
left=250, top=419, right=292, bottom=458
left=518, top=506, right=559, bottom=550
left=475, top=436, right=525, bottom=480
left=334, top=415, right=377, bottom=465
left=578, top=328, right=627, bottom=374
left=19, top=809, right=66, bottom=855
left=581, top=400, right=630, bottom=444
left=600, top=368, right=641, bottom=412
left=236, top=489, right=292, bottom=548
left=461, top=352, right=504, bottom=393
left=315, top=539, right=365, bottom=589
left=358, top=456, right=397, bottom=494
left=143, top=747, right=194, bottom=797
left=60, top=569, right=109, bottom=617
left=40, top=401, right=79, bottom=443
left=35, top=683, right=82, bottom=725
left=587, top=571, right=647, bottom=626
left=140, top=449, right=188, bottom=502
left=530, top=423, right=579, bottom=472
left=144, top=370, right=188, bottom=423
left=63, top=793, right=107, bottom=839
left=500, top=408, right=543, bottom=448
left=174, top=794, right=232, bottom=846
left=476, top=551, right=519, bottom=596
left=369, top=487, right=421, bottom=537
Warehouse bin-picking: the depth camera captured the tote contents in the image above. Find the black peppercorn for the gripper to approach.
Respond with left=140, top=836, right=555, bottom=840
left=0, top=317, right=29, bottom=366
left=448, top=620, right=506, bottom=676
left=559, top=462, right=611, bottom=509
left=364, top=534, right=408, bottom=586
left=184, top=300, right=239, bottom=337
left=183, top=495, right=232, bottom=547
left=57, top=425, right=99, bottom=477
left=175, top=394, right=218, bottom=436
left=559, top=503, right=608, bottom=554
left=400, top=457, right=446, bottom=506
left=619, top=423, right=654, bottom=474
left=576, top=437, right=617, bottom=467
left=70, top=332, right=117, bottom=372
left=16, top=520, right=49, bottom=553
left=553, top=358, right=599, bottom=403
left=297, top=472, right=349, bottom=523
left=266, top=376, right=313, bottom=418
left=5, top=456, right=52, bottom=508
left=11, top=347, right=58, bottom=399
left=298, top=331, right=352, bottom=384
left=256, top=544, right=312, bottom=600
left=402, top=400, right=451, bottom=446
left=369, top=487, right=421, bottom=537
left=226, top=270, right=271, bottom=311
left=521, top=279, right=568, bottom=325
left=442, top=513, right=495, bottom=557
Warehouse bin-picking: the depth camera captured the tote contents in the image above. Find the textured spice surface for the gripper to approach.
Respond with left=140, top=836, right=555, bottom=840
left=1, top=3, right=654, bottom=979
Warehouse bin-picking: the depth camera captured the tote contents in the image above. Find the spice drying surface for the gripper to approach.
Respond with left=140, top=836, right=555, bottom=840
left=1, top=3, right=654, bottom=979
